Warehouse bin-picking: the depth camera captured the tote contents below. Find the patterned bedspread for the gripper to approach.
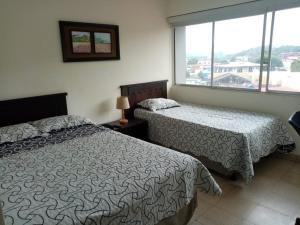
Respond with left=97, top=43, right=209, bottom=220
left=134, top=103, right=295, bottom=181
left=0, top=125, right=221, bottom=225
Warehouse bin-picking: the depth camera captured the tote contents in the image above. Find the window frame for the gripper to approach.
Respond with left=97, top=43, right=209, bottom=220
left=173, top=5, right=300, bottom=95
left=265, top=10, right=300, bottom=95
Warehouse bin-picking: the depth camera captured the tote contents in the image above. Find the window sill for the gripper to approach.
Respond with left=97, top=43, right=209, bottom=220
left=174, top=83, right=300, bottom=96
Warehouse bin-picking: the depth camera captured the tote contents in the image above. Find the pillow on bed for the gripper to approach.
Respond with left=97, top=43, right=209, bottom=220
left=0, top=123, right=40, bottom=144
left=31, top=115, right=94, bottom=133
left=137, top=98, right=180, bottom=111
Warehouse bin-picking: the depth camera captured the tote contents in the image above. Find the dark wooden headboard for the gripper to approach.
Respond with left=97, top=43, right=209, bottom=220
left=120, top=80, right=168, bottom=119
left=0, top=93, right=68, bottom=127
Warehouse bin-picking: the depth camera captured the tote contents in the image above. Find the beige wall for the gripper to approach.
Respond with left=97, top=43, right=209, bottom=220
left=0, top=0, right=172, bottom=123
left=167, top=0, right=300, bottom=155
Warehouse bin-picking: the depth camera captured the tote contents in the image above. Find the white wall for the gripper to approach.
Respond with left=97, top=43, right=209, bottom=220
left=0, top=0, right=172, bottom=123
left=167, top=0, right=300, bottom=155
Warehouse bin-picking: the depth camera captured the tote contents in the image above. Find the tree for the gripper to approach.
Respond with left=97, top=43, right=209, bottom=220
left=198, top=71, right=205, bottom=79
left=255, top=56, right=283, bottom=70
left=214, top=58, right=228, bottom=64
left=291, top=60, right=300, bottom=72
left=187, top=57, right=199, bottom=65
left=198, top=71, right=210, bottom=81
left=270, top=57, right=284, bottom=68
left=186, top=71, right=191, bottom=78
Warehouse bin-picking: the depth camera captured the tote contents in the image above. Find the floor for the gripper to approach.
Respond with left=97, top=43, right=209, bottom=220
left=188, top=155, right=300, bottom=225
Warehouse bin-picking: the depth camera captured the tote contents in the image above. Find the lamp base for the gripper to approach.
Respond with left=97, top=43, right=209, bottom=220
left=119, top=118, right=128, bottom=125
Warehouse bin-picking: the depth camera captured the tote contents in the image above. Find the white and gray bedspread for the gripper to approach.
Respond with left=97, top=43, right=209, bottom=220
left=0, top=125, right=221, bottom=225
left=134, top=103, right=295, bottom=181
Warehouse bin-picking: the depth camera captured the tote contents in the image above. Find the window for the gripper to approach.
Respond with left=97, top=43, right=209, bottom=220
left=173, top=2, right=300, bottom=93
left=267, top=7, right=300, bottom=93
left=185, top=23, right=212, bottom=86
left=213, top=15, right=264, bottom=89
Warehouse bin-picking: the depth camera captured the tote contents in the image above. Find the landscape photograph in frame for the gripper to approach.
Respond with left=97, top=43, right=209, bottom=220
left=94, top=32, right=112, bottom=53
left=71, top=31, right=91, bottom=53
left=59, top=21, right=120, bottom=62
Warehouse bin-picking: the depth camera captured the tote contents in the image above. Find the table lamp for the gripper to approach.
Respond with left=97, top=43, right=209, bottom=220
left=116, top=96, right=130, bottom=125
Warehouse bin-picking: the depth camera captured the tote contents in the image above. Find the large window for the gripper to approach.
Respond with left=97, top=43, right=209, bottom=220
left=175, top=5, right=300, bottom=93
left=213, top=15, right=264, bottom=90
left=267, top=8, right=300, bottom=92
left=185, top=23, right=212, bottom=86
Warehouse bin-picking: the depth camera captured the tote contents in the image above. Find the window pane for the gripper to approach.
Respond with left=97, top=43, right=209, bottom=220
left=213, top=15, right=264, bottom=89
left=185, top=23, right=212, bottom=86
left=268, top=7, right=300, bottom=93
left=261, top=12, right=273, bottom=92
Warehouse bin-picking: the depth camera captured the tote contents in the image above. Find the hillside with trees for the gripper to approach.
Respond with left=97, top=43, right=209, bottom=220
left=188, top=45, right=300, bottom=66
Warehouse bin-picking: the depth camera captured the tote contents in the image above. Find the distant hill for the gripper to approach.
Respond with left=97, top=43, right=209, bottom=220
left=187, top=45, right=300, bottom=65
left=271, top=45, right=300, bottom=55
left=224, top=45, right=300, bottom=62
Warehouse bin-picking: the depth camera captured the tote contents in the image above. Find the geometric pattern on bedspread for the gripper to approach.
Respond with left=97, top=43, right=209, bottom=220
left=134, top=103, right=295, bottom=181
left=0, top=126, right=221, bottom=225
left=0, top=124, right=106, bottom=158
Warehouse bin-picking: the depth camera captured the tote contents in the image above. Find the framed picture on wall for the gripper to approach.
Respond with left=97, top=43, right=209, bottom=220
left=59, top=21, right=120, bottom=62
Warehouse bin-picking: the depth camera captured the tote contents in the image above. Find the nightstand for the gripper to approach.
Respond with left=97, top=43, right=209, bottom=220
left=102, top=118, right=148, bottom=141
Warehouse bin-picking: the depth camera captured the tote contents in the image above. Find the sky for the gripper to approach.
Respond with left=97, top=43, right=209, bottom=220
left=185, top=7, right=300, bottom=57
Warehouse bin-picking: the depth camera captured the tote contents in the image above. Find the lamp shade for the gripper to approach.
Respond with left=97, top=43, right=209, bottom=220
left=116, top=96, right=130, bottom=110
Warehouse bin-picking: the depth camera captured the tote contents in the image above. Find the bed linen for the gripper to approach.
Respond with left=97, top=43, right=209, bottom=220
left=0, top=124, right=221, bottom=225
left=138, top=98, right=180, bottom=111
left=134, top=103, right=295, bottom=181
left=30, top=115, right=94, bottom=133
left=0, top=123, right=40, bottom=144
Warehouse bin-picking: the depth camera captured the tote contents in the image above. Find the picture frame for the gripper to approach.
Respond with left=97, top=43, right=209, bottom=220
left=59, top=21, right=120, bottom=62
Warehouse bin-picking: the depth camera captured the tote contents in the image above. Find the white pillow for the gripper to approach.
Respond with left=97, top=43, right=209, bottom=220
left=31, top=115, right=94, bottom=133
left=0, top=123, right=40, bottom=144
left=138, top=98, right=180, bottom=111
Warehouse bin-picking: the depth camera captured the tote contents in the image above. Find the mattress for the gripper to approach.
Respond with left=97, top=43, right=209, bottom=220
left=0, top=124, right=221, bottom=225
left=134, top=103, right=295, bottom=181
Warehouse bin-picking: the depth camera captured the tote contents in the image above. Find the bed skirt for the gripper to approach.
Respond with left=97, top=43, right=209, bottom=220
left=156, top=194, right=197, bottom=225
